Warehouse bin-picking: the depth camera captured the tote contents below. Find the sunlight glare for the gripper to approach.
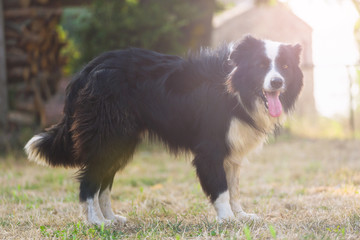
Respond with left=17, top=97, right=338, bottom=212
left=288, top=0, right=359, bottom=117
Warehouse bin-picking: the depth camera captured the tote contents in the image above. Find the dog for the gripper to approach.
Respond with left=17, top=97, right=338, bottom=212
left=25, top=35, right=303, bottom=225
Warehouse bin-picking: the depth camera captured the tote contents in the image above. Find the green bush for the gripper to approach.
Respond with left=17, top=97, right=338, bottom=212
left=61, top=0, right=215, bottom=73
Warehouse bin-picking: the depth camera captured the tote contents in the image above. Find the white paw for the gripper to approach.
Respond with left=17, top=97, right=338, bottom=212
left=236, top=212, right=261, bottom=222
left=217, top=216, right=235, bottom=223
left=88, top=218, right=112, bottom=227
left=216, top=211, right=235, bottom=223
left=103, top=219, right=112, bottom=226
left=112, top=215, right=127, bottom=225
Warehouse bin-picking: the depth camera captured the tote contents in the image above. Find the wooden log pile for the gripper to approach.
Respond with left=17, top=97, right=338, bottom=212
left=4, top=0, right=66, bottom=127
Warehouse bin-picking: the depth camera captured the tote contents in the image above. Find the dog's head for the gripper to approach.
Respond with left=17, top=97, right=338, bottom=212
left=227, top=35, right=303, bottom=118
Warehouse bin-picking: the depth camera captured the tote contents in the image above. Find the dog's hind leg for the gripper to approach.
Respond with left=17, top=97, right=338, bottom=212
left=78, top=138, right=139, bottom=226
left=70, top=85, right=141, bottom=225
left=98, top=173, right=127, bottom=225
left=79, top=166, right=111, bottom=226
left=97, top=138, right=138, bottom=225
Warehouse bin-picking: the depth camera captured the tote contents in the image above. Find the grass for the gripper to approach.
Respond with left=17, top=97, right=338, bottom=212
left=1, top=138, right=360, bottom=239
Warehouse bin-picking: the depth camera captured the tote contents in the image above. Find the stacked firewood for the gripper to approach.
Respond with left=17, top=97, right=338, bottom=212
left=4, top=0, right=66, bottom=127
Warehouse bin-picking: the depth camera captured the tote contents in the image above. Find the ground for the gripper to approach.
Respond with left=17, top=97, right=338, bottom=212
left=1, top=137, right=360, bottom=239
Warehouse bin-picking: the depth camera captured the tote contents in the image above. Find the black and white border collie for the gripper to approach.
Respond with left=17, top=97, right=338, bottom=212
left=25, top=35, right=303, bottom=225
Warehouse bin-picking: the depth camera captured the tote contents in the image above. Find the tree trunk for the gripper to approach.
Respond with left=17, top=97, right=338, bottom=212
left=0, top=0, right=9, bottom=129
left=184, top=0, right=216, bottom=49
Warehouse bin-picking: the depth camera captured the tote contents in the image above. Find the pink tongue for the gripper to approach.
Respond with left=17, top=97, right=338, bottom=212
left=265, top=92, right=282, bottom=117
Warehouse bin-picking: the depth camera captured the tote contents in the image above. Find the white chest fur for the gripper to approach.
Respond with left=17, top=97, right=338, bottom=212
left=226, top=100, right=285, bottom=165
left=226, top=117, right=266, bottom=164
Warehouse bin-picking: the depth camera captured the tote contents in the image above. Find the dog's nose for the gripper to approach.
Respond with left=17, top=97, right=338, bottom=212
left=270, top=77, right=284, bottom=89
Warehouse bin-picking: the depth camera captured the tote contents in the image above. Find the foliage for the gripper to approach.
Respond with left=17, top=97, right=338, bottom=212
left=61, top=0, right=215, bottom=73
left=40, top=222, right=124, bottom=239
left=56, top=25, right=80, bottom=76
left=255, top=0, right=278, bottom=6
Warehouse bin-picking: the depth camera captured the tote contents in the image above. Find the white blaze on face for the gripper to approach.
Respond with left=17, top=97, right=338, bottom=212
left=263, top=40, right=285, bottom=118
left=263, top=40, right=283, bottom=91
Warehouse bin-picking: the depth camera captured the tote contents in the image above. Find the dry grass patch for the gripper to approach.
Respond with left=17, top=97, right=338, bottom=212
left=1, top=138, right=360, bottom=239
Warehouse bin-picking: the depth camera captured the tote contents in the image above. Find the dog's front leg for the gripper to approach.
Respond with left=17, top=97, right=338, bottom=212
left=192, top=149, right=235, bottom=222
left=213, top=190, right=234, bottom=222
left=224, top=158, right=260, bottom=221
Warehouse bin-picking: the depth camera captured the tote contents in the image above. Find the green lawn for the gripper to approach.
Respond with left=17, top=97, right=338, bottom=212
left=1, top=138, right=360, bottom=239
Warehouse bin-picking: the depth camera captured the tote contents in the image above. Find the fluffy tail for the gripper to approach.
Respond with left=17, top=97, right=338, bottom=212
left=25, top=118, right=76, bottom=167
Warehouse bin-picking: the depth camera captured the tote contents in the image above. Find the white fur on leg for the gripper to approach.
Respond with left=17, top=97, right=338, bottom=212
left=224, top=157, right=260, bottom=222
left=82, top=190, right=111, bottom=226
left=213, top=191, right=235, bottom=222
left=224, top=160, right=243, bottom=213
left=99, top=187, right=127, bottom=225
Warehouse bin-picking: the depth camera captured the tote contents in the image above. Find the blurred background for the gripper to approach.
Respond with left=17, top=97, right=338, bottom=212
left=0, top=0, right=360, bottom=152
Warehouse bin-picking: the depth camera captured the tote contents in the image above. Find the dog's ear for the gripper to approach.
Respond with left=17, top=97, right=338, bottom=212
left=292, top=43, right=302, bottom=55
left=229, top=35, right=261, bottom=65
left=291, top=43, right=302, bottom=64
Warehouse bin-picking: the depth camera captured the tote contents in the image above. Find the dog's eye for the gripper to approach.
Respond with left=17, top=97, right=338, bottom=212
left=282, top=64, right=288, bottom=69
